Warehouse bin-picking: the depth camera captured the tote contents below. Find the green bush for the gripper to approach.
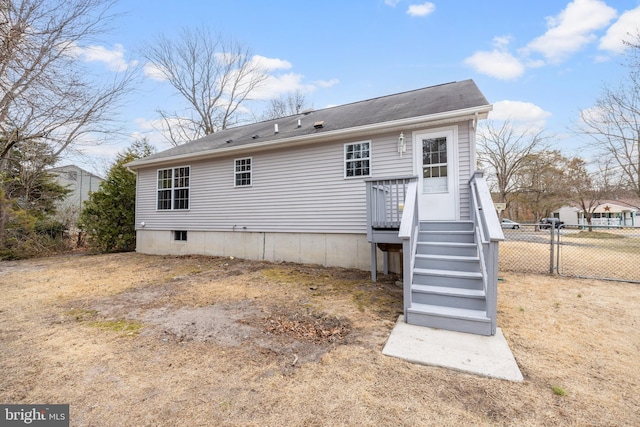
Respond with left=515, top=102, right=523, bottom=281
left=79, top=140, right=154, bottom=253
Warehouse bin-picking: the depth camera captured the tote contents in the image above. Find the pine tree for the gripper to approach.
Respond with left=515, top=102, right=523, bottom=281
left=80, top=140, right=155, bottom=253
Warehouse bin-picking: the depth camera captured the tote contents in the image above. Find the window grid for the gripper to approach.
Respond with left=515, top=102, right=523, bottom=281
left=174, top=230, right=187, bottom=241
left=344, top=142, right=371, bottom=178
left=235, top=158, right=252, bottom=187
left=173, top=167, right=189, bottom=209
left=422, top=137, right=448, bottom=179
left=157, top=166, right=190, bottom=210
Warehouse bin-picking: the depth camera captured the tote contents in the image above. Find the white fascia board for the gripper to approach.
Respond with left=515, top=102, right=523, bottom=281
left=128, top=105, right=492, bottom=169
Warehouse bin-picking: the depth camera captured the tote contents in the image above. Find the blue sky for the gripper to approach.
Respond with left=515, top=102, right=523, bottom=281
left=65, top=0, right=640, bottom=174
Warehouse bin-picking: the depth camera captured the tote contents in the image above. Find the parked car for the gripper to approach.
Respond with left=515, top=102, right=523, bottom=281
left=501, top=219, right=521, bottom=229
left=539, top=218, right=564, bottom=229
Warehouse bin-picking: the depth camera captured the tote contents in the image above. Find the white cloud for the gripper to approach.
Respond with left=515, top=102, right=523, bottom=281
left=67, top=43, right=137, bottom=72
left=385, top=0, right=400, bottom=6
left=599, top=6, right=640, bottom=54
left=464, top=37, right=525, bottom=80
left=250, top=72, right=317, bottom=100
left=250, top=55, right=292, bottom=71
left=132, top=117, right=177, bottom=147
left=143, top=52, right=336, bottom=104
left=524, top=0, right=617, bottom=63
left=144, top=54, right=293, bottom=83
left=407, top=2, right=435, bottom=17
left=314, top=78, right=340, bottom=88
left=491, top=100, right=552, bottom=126
left=143, top=62, right=168, bottom=81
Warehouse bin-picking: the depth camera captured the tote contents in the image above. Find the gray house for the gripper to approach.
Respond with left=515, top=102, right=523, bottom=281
left=50, top=165, right=104, bottom=227
left=127, top=80, right=504, bottom=336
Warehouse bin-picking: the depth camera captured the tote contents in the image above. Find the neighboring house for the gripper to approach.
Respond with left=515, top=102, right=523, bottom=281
left=554, top=206, right=580, bottom=225
left=50, top=165, right=104, bottom=227
left=127, top=80, right=504, bottom=336
left=554, top=202, right=638, bottom=227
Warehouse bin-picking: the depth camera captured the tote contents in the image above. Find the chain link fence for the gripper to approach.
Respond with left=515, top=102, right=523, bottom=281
left=499, top=223, right=640, bottom=283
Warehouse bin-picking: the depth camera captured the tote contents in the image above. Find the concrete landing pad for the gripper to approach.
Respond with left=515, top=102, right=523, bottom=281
left=382, top=316, right=523, bottom=382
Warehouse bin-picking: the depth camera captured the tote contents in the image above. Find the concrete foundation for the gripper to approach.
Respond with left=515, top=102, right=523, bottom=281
left=136, top=229, right=401, bottom=273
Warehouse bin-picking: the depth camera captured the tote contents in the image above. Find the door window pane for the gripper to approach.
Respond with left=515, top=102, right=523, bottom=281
left=422, top=137, right=448, bottom=193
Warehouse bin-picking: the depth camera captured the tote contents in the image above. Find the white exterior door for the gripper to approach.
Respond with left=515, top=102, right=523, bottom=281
left=414, top=127, right=459, bottom=221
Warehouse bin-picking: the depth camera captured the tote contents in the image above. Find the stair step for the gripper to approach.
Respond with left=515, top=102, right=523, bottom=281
left=413, top=268, right=482, bottom=279
left=412, top=284, right=486, bottom=310
left=418, top=241, right=476, bottom=247
left=416, top=241, right=477, bottom=257
left=412, top=284, right=485, bottom=298
left=420, top=221, right=474, bottom=232
left=408, top=302, right=489, bottom=320
left=406, top=303, right=492, bottom=335
left=413, top=268, right=484, bottom=289
left=419, top=230, right=475, bottom=243
left=415, top=253, right=478, bottom=262
left=414, top=254, right=480, bottom=272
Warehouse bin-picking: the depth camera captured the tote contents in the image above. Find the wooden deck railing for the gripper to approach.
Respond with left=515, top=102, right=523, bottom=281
left=365, top=176, right=418, bottom=232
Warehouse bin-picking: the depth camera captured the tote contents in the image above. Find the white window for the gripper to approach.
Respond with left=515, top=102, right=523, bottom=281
left=157, top=166, right=190, bottom=210
left=344, top=141, right=371, bottom=178
left=234, top=158, right=252, bottom=187
left=421, top=137, right=448, bottom=193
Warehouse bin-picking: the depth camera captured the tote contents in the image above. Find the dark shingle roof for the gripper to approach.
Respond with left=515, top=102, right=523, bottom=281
left=129, top=79, right=489, bottom=167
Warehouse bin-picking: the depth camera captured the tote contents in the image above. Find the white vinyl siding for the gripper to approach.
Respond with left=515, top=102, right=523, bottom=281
left=458, top=122, right=471, bottom=220
left=135, top=121, right=473, bottom=233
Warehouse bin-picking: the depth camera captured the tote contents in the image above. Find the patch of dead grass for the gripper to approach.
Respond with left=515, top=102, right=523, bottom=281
left=0, top=253, right=638, bottom=426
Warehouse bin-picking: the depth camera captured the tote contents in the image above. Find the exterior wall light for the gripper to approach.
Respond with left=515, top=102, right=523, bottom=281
left=398, top=132, right=406, bottom=157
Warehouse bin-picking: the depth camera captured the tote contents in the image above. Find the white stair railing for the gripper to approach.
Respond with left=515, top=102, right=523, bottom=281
left=398, top=180, right=419, bottom=319
left=469, top=171, right=504, bottom=335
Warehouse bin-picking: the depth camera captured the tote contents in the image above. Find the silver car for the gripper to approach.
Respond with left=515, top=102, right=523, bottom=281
left=501, top=219, right=520, bottom=229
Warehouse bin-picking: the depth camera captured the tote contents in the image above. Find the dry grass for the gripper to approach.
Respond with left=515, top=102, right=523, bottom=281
left=0, top=253, right=638, bottom=426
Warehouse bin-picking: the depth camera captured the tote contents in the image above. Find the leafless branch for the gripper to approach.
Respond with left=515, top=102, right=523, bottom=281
left=142, top=27, right=269, bottom=146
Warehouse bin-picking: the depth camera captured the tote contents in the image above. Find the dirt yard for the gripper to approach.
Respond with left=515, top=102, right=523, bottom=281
left=0, top=253, right=638, bottom=426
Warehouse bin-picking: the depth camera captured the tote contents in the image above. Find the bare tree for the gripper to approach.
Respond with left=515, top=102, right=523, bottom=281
left=142, top=27, right=269, bottom=146
left=563, top=157, right=607, bottom=230
left=511, top=150, right=568, bottom=222
left=477, top=120, right=549, bottom=214
left=580, top=33, right=640, bottom=200
left=261, top=90, right=310, bottom=120
left=579, top=84, right=640, bottom=199
left=0, top=0, right=135, bottom=167
left=0, top=0, right=136, bottom=244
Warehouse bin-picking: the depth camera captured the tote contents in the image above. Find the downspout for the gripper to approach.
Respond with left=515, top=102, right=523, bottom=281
left=127, top=167, right=141, bottom=231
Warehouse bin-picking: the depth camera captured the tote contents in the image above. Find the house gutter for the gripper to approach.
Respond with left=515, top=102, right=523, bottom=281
left=127, top=104, right=492, bottom=169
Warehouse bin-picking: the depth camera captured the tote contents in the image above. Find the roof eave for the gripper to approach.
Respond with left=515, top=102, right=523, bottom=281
left=127, top=104, right=492, bottom=169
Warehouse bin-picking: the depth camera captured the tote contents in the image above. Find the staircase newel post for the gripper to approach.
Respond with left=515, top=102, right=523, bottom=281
left=486, top=241, right=498, bottom=335
left=402, top=238, right=411, bottom=319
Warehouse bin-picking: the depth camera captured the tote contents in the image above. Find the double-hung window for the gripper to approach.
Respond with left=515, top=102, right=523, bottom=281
left=234, top=158, right=252, bottom=187
left=157, top=166, right=190, bottom=210
left=344, top=141, right=371, bottom=178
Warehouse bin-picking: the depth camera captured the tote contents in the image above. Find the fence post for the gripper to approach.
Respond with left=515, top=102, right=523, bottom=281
left=549, top=225, right=555, bottom=274
left=556, top=227, right=561, bottom=274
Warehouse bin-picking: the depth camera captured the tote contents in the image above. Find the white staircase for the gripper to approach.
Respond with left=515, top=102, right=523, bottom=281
left=405, top=221, right=493, bottom=336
